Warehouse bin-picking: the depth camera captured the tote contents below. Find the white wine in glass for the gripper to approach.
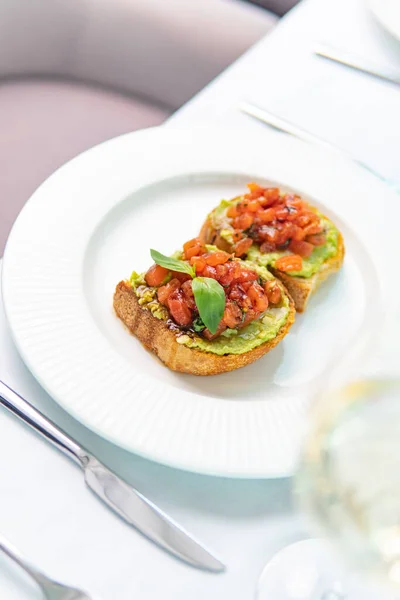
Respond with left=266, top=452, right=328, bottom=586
left=257, top=379, right=400, bottom=600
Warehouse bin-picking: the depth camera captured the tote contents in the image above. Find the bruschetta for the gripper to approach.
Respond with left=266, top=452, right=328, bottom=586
left=199, top=183, right=344, bottom=312
left=114, top=239, right=295, bottom=375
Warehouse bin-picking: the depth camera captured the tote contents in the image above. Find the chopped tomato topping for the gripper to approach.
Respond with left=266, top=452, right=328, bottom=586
left=145, top=264, right=169, bottom=287
left=232, top=230, right=243, bottom=243
left=306, top=233, right=326, bottom=246
left=259, top=241, right=275, bottom=253
left=150, top=241, right=275, bottom=337
left=205, top=251, right=231, bottom=266
left=264, top=281, right=282, bottom=305
left=258, top=208, right=276, bottom=223
left=172, top=271, right=192, bottom=283
left=227, top=205, right=238, bottom=218
left=247, top=182, right=263, bottom=194
left=303, top=222, right=323, bottom=236
left=288, top=239, right=314, bottom=258
left=233, top=213, right=254, bottom=230
left=157, top=278, right=181, bottom=304
left=234, top=237, right=253, bottom=257
left=275, top=255, right=303, bottom=272
left=247, top=282, right=269, bottom=312
left=223, top=301, right=243, bottom=328
left=189, top=255, right=207, bottom=273
left=247, top=200, right=262, bottom=213
left=183, top=238, right=206, bottom=260
left=167, top=292, right=192, bottom=327
left=181, top=279, right=196, bottom=310
left=202, top=264, right=218, bottom=279
left=222, top=185, right=326, bottom=261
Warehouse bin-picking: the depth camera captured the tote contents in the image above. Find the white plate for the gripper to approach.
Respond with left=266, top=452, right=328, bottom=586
left=369, top=0, right=400, bottom=43
left=2, top=127, right=398, bottom=478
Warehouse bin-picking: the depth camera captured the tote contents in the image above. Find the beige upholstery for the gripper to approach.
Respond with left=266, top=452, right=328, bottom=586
left=0, top=0, right=277, bottom=109
left=0, top=80, right=169, bottom=248
left=0, top=0, right=277, bottom=252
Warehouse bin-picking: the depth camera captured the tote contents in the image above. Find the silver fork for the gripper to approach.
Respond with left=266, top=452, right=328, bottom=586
left=0, top=535, right=95, bottom=600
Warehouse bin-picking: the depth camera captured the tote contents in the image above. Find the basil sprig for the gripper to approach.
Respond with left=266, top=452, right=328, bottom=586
left=150, top=249, right=226, bottom=334
left=192, top=277, right=225, bottom=335
left=150, top=249, right=195, bottom=278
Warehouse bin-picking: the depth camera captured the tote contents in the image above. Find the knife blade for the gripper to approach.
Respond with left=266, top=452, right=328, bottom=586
left=0, top=380, right=225, bottom=572
left=84, top=457, right=224, bottom=570
left=315, top=43, right=400, bottom=87
left=239, top=100, right=387, bottom=183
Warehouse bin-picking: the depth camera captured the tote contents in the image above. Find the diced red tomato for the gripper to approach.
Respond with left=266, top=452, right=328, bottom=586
left=247, top=182, right=263, bottom=194
left=202, top=265, right=218, bottom=279
left=235, top=268, right=258, bottom=283
left=291, top=226, right=306, bottom=241
left=257, top=208, right=276, bottom=223
left=190, top=255, right=207, bottom=273
left=202, top=321, right=227, bottom=340
left=223, top=184, right=324, bottom=260
left=157, top=278, right=180, bottom=303
left=181, top=280, right=196, bottom=310
left=167, top=291, right=192, bottom=326
left=205, top=251, right=231, bottom=266
left=233, top=213, right=254, bottom=230
left=232, top=230, right=243, bottom=243
left=241, top=308, right=258, bottom=326
left=288, top=239, right=314, bottom=258
left=306, top=233, right=326, bottom=246
left=259, top=241, right=275, bottom=253
left=172, top=271, right=192, bottom=283
left=296, top=214, right=312, bottom=227
left=247, top=283, right=269, bottom=312
left=223, top=301, right=243, bottom=328
left=183, top=238, right=206, bottom=260
left=258, top=226, right=280, bottom=244
left=261, top=188, right=280, bottom=206
left=227, top=205, right=238, bottom=218
left=145, top=264, right=169, bottom=287
left=264, top=281, right=282, bottom=304
left=303, top=222, right=323, bottom=236
left=275, top=255, right=303, bottom=272
left=247, top=200, right=262, bottom=212
left=233, top=237, right=253, bottom=257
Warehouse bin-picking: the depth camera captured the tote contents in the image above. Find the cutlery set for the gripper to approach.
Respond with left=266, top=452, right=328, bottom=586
left=0, top=381, right=224, bottom=598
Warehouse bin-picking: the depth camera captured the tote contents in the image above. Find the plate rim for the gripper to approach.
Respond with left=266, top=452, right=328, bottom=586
left=2, top=125, right=398, bottom=478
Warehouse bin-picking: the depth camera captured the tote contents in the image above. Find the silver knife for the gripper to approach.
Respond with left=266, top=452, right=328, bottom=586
left=0, top=380, right=225, bottom=572
left=315, top=43, right=400, bottom=87
left=239, top=100, right=387, bottom=182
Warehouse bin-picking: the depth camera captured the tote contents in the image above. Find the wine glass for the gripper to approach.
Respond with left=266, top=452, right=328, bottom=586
left=257, top=378, right=400, bottom=600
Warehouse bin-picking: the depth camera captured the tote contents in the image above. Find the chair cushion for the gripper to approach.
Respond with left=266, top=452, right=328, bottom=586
left=0, top=79, right=169, bottom=252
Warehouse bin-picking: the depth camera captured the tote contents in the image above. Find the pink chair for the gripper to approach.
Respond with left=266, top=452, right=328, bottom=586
left=0, top=0, right=277, bottom=252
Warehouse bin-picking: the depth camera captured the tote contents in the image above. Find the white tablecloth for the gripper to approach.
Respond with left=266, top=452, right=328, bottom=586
left=1, top=0, right=399, bottom=597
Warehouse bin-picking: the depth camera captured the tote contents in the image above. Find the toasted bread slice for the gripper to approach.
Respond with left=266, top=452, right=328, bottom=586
left=114, top=281, right=295, bottom=376
left=199, top=217, right=345, bottom=313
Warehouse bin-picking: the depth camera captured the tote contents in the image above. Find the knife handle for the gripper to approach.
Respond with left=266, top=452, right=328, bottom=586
left=0, top=380, right=88, bottom=467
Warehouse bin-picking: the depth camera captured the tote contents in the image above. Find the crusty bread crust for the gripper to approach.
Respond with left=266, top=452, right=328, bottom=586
left=199, top=217, right=345, bottom=313
left=113, top=281, right=295, bottom=376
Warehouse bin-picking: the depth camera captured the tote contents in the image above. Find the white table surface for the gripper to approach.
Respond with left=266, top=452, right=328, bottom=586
left=1, top=0, right=399, bottom=598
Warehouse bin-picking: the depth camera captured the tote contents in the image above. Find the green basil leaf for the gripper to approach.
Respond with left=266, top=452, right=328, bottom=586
left=150, top=249, right=195, bottom=278
left=192, top=277, right=226, bottom=335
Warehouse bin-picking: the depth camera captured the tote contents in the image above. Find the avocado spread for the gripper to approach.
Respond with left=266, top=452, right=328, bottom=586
left=211, top=198, right=340, bottom=278
left=130, top=259, right=290, bottom=356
